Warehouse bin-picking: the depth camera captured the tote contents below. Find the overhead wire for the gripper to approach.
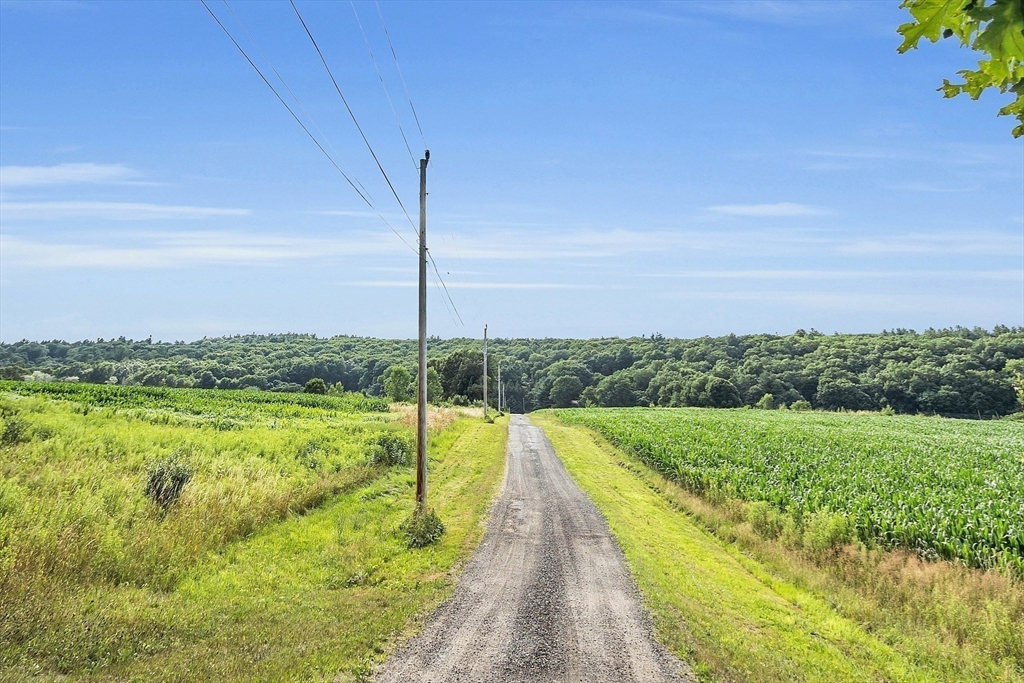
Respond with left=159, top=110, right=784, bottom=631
left=289, top=0, right=419, bottom=237
left=428, top=248, right=464, bottom=325
left=221, top=0, right=355, bottom=194
left=327, top=0, right=462, bottom=326
left=206, top=0, right=464, bottom=327
left=200, top=0, right=415, bottom=253
left=375, top=0, right=426, bottom=149
left=431, top=274, right=458, bottom=326
left=349, top=0, right=418, bottom=171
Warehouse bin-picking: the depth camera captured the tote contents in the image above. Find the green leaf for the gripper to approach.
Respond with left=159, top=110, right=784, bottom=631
left=897, top=0, right=975, bottom=52
left=971, top=0, right=1024, bottom=65
left=900, top=0, right=1024, bottom=136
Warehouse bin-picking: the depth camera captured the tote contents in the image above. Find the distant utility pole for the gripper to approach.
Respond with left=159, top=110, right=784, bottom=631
left=416, top=150, right=430, bottom=513
left=482, top=324, right=488, bottom=418
left=497, top=361, right=502, bottom=413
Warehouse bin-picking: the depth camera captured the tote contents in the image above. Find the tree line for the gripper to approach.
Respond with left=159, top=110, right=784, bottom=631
left=1, top=327, right=1021, bottom=417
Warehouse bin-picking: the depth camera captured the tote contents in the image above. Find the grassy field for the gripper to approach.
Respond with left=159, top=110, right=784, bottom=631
left=0, top=383, right=508, bottom=681
left=535, top=409, right=1023, bottom=682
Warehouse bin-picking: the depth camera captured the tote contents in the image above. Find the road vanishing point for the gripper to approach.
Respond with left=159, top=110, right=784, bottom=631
left=376, top=414, right=693, bottom=683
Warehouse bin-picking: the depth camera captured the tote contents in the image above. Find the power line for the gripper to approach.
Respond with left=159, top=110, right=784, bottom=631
left=207, top=0, right=457, bottom=326
left=349, top=0, right=418, bottom=171
left=354, top=2, right=463, bottom=328
left=200, top=0, right=416, bottom=254
left=221, top=1, right=372, bottom=204
left=428, top=248, right=464, bottom=326
left=375, top=0, right=426, bottom=149
left=431, top=275, right=458, bottom=326
left=289, top=0, right=418, bottom=236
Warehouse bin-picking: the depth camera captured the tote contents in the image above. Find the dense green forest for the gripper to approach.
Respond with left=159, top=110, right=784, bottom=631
left=1, top=327, right=1022, bottom=417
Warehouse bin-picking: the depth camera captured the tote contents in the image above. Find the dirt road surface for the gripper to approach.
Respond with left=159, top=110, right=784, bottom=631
left=375, top=414, right=692, bottom=683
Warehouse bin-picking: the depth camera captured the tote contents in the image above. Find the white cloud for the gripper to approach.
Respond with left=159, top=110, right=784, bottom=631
left=643, top=269, right=1021, bottom=281
left=0, top=231, right=402, bottom=269
left=339, top=281, right=607, bottom=290
left=707, top=202, right=826, bottom=217
left=890, top=182, right=975, bottom=193
left=839, top=232, right=1020, bottom=256
left=603, top=1, right=860, bottom=27
left=0, top=163, right=137, bottom=187
left=0, top=201, right=249, bottom=220
left=666, top=290, right=1010, bottom=315
left=428, top=228, right=706, bottom=260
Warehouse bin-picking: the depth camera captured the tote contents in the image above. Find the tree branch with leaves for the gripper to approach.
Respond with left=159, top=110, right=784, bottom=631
left=898, top=0, right=1024, bottom=136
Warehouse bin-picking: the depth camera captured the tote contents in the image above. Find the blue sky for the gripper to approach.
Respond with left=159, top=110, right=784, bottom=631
left=1, top=0, right=1021, bottom=342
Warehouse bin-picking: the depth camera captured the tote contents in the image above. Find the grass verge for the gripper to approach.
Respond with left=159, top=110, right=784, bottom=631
left=531, top=412, right=1013, bottom=683
left=2, top=415, right=508, bottom=682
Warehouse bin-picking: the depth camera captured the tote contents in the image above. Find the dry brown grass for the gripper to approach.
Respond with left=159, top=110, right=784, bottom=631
left=393, top=404, right=472, bottom=433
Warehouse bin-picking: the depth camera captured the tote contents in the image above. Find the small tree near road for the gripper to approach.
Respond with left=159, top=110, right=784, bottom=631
left=382, top=365, right=413, bottom=403
left=550, top=376, right=583, bottom=408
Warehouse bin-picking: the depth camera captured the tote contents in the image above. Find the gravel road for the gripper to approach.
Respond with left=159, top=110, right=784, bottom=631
left=375, top=414, right=692, bottom=683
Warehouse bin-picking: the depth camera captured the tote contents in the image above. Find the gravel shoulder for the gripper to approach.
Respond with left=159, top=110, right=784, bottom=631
left=375, top=414, right=692, bottom=683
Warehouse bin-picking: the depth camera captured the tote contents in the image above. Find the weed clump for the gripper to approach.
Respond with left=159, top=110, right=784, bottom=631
left=146, top=451, right=194, bottom=509
left=804, top=510, right=856, bottom=554
left=749, top=501, right=784, bottom=540
left=366, top=432, right=412, bottom=466
left=400, top=508, right=445, bottom=548
left=1, top=416, right=29, bottom=446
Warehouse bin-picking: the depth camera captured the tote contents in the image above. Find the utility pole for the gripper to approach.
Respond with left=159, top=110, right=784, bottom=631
left=416, top=150, right=429, bottom=513
left=497, top=361, right=502, bottom=413
left=482, top=324, right=488, bottom=418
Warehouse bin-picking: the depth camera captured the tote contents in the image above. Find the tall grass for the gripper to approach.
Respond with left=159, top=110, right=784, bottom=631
left=2, top=392, right=508, bottom=681
left=0, top=383, right=411, bottom=676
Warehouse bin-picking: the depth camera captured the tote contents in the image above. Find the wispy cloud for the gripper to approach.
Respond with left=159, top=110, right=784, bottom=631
left=0, top=231, right=401, bottom=269
left=600, top=1, right=860, bottom=28
left=643, top=269, right=1021, bottom=281
left=0, top=201, right=249, bottom=220
left=681, top=1, right=861, bottom=26
left=666, top=290, right=1009, bottom=314
left=799, top=143, right=1010, bottom=168
left=4, top=225, right=1018, bottom=271
left=419, top=226, right=1021, bottom=261
left=839, top=232, right=1020, bottom=256
left=0, top=0, right=90, bottom=13
left=429, top=228, right=680, bottom=260
left=707, top=202, right=826, bottom=217
left=890, top=182, right=976, bottom=193
left=338, top=281, right=607, bottom=290
left=0, top=163, right=138, bottom=187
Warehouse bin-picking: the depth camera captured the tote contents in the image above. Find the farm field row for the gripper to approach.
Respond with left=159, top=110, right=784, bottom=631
left=0, top=382, right=507, bottom=680
left=552, top=407, right=1024, bottom=574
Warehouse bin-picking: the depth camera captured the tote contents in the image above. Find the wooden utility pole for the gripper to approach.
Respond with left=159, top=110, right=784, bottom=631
left=416, top=150, right=429, bottom=513
left=497, top=361, right=502, bottom=413
left=482, top=324, right=488, bottom=418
